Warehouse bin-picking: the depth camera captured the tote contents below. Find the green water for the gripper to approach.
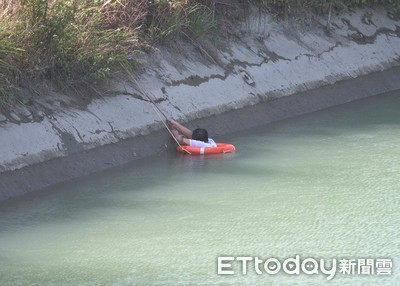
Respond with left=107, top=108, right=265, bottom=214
left=1, top=91, right=399, bottom=285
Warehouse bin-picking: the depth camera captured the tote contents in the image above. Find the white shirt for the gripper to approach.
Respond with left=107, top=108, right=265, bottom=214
left=189, top=138, right=217, bottom=148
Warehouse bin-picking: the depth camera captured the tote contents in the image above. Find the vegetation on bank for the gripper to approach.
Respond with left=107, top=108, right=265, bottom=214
left=0, top=0, right=399, bottom=104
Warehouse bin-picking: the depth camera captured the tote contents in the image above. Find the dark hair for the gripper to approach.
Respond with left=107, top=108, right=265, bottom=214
left=192, top=128, right=209, bottom=142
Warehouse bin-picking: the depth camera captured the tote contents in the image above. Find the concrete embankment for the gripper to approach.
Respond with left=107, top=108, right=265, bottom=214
left=1, top=7, right=400, bottom=201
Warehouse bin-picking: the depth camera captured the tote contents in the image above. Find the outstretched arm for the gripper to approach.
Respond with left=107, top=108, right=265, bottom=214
left=166, top=119, right=193, bottom=139
left=171, top=129, right=190, bottom=145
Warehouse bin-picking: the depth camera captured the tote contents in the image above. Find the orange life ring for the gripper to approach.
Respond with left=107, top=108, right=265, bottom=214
left=177, top=143, right=236, bottom=155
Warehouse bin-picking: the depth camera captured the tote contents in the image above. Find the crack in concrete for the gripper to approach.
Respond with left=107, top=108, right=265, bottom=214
left=153, top=97, right=168, bottom=104
left=164, top=98, right=182, bottom=112
left=131, top=92, right=151, bottom=102
left=168, top=56, right=271, bottom=88
left=72, top=126, right=84, bottom=142
left=295, top=42, right=342, bottom=60
left=86, top=110, right=103, bottom=122
left=106, top=88, right=154, bottom=103
left=89, top=129, right=108, bottom=135
left=340, top=17, right=400, bottom=45
left=108, top=122, right=122, bottom=140
left=319, top=42, right=343, bottom=56
left=163, top=30, right=293, bottom=89
left=349, top=26, right=400, bottom=44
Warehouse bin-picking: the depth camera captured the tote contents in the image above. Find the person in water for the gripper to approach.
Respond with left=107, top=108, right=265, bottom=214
left=166, top=118, right=217, bottom=148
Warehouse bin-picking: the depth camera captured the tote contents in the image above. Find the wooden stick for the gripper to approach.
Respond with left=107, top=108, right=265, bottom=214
left=124, top=68, right=191, bottom=154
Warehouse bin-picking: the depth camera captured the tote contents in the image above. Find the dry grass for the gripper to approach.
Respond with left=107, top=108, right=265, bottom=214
left=0, top=0, right=398, bottom=103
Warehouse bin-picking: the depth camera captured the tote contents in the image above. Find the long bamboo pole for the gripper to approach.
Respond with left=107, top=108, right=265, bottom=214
left=125, top=69, right=191, bottom=154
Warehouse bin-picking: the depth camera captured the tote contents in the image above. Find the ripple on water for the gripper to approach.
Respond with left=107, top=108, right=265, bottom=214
left=1, top=91, right=400, bottom=285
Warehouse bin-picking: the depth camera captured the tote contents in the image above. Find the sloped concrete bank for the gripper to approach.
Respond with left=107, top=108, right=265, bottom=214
left=1, top=7, right=400, bottom=201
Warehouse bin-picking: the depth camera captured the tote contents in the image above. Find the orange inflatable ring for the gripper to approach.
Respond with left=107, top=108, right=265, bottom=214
left=177, top=143, right=236, bottom=155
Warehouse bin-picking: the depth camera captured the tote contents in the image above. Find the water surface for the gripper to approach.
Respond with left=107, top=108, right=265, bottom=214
left=1, top=91, right=399, bottom=285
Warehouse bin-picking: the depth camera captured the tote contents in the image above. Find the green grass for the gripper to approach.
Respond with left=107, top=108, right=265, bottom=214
left=0, top=0, right=399, bottom=103
left=0, top=0, right=217, bottom=101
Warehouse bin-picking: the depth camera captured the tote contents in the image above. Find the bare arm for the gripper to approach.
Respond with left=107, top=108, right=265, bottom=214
left=166, top=119, right=193, bottom=139
left=171, top=129, right=190, bottom=145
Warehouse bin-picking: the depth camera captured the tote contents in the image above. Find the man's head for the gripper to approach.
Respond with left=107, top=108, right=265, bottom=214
left=192, top=128, right=209, bottom=143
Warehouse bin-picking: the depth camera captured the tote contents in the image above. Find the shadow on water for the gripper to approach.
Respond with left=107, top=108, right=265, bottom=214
left=240, top=91, right=400, bottom=138
left=0, top=91, right=399, bottom=234
left=0, top=151, right=239, bottom=233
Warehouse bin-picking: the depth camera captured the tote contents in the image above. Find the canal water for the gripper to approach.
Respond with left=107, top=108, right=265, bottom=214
left=0, top=91, right=399, bottom=285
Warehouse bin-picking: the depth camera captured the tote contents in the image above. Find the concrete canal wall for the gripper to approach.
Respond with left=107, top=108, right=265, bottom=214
left=1, top=7, right=400, bottom=201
